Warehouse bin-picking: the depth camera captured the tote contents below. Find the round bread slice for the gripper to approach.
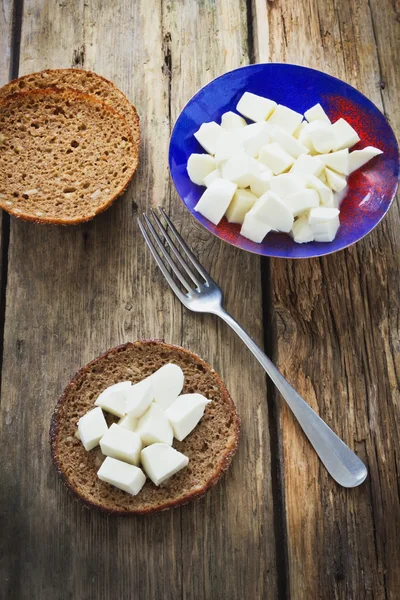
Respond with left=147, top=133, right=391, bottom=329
left=50, top=341, right=240, bottom=515
left=0, top=88, right=138, bottom=224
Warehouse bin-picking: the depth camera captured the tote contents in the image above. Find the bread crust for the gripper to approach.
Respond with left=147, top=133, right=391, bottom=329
left=50, top=341, right=240, bottom=515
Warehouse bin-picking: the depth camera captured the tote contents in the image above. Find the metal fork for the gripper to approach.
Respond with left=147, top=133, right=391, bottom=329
left=138, top=208, right=368, bottom=488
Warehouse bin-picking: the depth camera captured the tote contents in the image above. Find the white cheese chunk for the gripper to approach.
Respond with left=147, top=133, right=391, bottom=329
left=194, top=178, right=237, bottom=225
left=221, top=156, right=260, bottom=188
left=252, top=191, right=294, bottom=232
left=77, top=407, right=108, bottom=451
left=225, top=189, right=258, bottom=224
left=298, top=128, right=316, bottom=154
left=331, top=118, right=360, bottom=150
left=311, top=216, right=340, bottom=242
left=267, top=104, right=303, bottom=135
left=304, top=103, right=331, bottom=124
left=125, top=378, right=154, bottom=417
left=203, top=169, right=221, bottom=187
left=304, top=174, right=333, bottom=206
left=97, top=456, right=146, bottom=496
left=325, top=167, right=347, bottom=192
left=293, top=121, right=308, bottom=139
left=165, top=393, right=211, bottom=441
left=150, top=363, right=185, bottom=409
left=291, top=215, right=314, bottom=243
left=290, top=154, right=325, bottom=177
left=187, top=153, right=216, bottom=186
left=271, top=124, right=309, bottom=158
left=348, top=146, right=383, bottom=173
left=318, top=149, right=349, bottom=175
left=194, top=121, right=224, bottom=155
left=100, top=423, right=142, bottom=466
left=214, top=131, right=244, bottom=163
left=250, top=171, right=272, bottom=197
left=136, top=403, right=174, bottom=446
left=94, top=382, right=131, bottom=418
left=118, top=413, right=138, bottom=432
left=141, top=443, right=189, bottom=486
left=240, top=213, right=272, bottom=243
left=308, top=206, right=340, bottom=225
left=268, top=173, right=305, bottom=199
left=221, top=111, right=247, bottom=131
left=306, top=121, right=337, bottom=154
left=240, top=122, right=271, bottom=157
left=236, top=91, right=277, bottom=122
left=284, top=189, right=320, bottom=217
left=258, top=143, right=295, bottom=175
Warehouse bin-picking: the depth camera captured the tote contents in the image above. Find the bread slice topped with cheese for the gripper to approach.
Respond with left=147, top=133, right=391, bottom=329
left=50, top=340, right=240, bottom=515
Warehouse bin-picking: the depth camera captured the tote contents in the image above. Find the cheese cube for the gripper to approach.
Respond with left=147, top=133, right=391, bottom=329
left=194, top=122, right=224, bottom=155
left=269, top=173, right=305, bottom=199
left=290, top=154, right=325, bottom=177
left=141, top=443, right=189, bottom=486
left=150, top=363, right=185, bottom=409
left=240, top=213, right=272, bottom=243
left=125, top=378, right=154, bottom=417
left=318, top=149, right=349, bottom=175
left=236, top=91, right=277, bottom=122
left=251, top=191, right=294, bottom=232
left=304, top=174, right=333, bottom=206
left=221, top=111, right=247, bottom=131
left=225, top=189, right=258, bottom=224
left=94, top=381, right=131, bottom=417
left=306, top=121, right=336, bottom=154
left=194, top=178, right=237, bottom=225
left=304, top=103, right=331, bottom=124
left=311, top=216, right=340, bottom=242
left=331, top=118, right=360, bottom=150
left=214, top=131, right=243, bottom=163
left=308, top=206, right=340, bottom=225
left=250, top=171, right=272, bottom=197
left=187, top=153, right=216, bottom=186
left=97, top=457, right=146, bottom=496
left=291, top=216, right=314, bottom=243
left=293, top=121, right=308, bottom=139
left=271, top=125, right=309, bottom=158
left=136, top=403, right=173, bottom=446
left=325, top=167, right=347, bottom=192
left=348, top=146, right=383, bottom=173
left=165, top=393, right=211, bottom=441
left=258, top=143, right=294, bottom=174
left=77, top=407, right=108, bottom=451
left=267, top=104, right=303, bottom=135
left=221, top=156, right=260, bottom=188
left=298, top=129, right=316, bottom=154
left=118, top=413, right=138, bottom=432
left=284, top=189, right=319, bottom=216
left=203, top=169, right=221, bottom=187
left=240, top=122, right=271, bottom=157
left=100, top=423, right=143, bottom=466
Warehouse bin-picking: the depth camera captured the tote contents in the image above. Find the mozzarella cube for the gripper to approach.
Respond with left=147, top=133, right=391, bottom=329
left=298, top=128, right=316, bottom=154
left=304, top=103, right=331, bottom=124
left=267, top=104, right=303, bottom=135
left=252, top=191, right=294, bottom=232
left=100, top=423, right=143, bottom=466
left=150, top=363, right=184, bottom=409
left=214, top=131, right=244, bottom=163
left=293, top=121, right=308, bottom=139
left=304, top=174, right=333, bottom=206
left=269, top=173, right=305, bottom=199
left=250, top=171, right=273, bottom=197
left=258, top=143, right=294, bottom=174
left=271, top=125, right=309, bottom=158
left=165, top=393, right=211, bottom=441
left=318, top=149, right=349, bottom=175
left=236, top=91, right=277, bottom=122
left=94, top=381, right=131, bottom=417
left=284, top=189, right=319, bottom=217
left=136, top=403, right=173, bottom=446
left=141, top=443, right=189, bottom=486
left=306, top=121, right=336, bottom=154
left=348, top=146, right=383, bottom=173
left=325, top=167, right=347, bottom=192
left=221, top=111, right=247, bottom=130
left=194, top=178, right=237, bottom=225
left=240, top=122, right=271, bottom=157
left=194, top=122, right=224, bottom=154
left=308, top=206, right=340, bottom=225
left=125, top=378, right=154, bottom=417
left=203, top=169, right=221, bottom=187
left=118, top=413, right=138, bottom=432
left=77, top=407, right=108, bottom=451
left=311, top=216, right=340, bottom=242
left=187, top=153, right=216, bottom=186
left=290, top=154, right=325, bottom=177
left=291, top=215, right=315, bottom=243
left=225, top=189, right=258, bottom=224
left=331, top=118, right=360, bottom=150
left=221, top=156, right=261, bottom=188
left=97, top=457, right=146, bottom=496
left=240, top=213, right=272, bottom=243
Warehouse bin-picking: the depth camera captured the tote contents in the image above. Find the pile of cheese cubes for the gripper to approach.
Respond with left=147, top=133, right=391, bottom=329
left=187, top=92, right=382, bottom=244
left=76, top=364, right=211, bottom=496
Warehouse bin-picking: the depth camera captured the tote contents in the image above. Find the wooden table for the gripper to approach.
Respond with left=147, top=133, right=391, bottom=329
left=0, top=1, right=399, bottom=598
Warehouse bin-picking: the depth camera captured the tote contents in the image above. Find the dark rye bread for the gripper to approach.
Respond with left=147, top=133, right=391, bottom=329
left=0, top=88, right=137, bottom=224
left=50, top=341, right=240, bottom=515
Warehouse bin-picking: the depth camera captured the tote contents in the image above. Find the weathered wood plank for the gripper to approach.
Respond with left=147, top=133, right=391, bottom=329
left=252, top=0, right=400, bottom=597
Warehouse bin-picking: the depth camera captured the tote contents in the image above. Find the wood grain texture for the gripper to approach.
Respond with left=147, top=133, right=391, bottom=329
left=252, top=0, right=400, bottom=598
left=0, top=1, right=277, bottom=599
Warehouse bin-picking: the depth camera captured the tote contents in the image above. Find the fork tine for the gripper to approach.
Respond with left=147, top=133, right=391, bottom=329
left=138, top=217, right=188, bottom=302
left=150, top=209, right=203, bottom=288
left=142, top=214, right=193, bottom=293
left=159, top=208, right=211, bottom=284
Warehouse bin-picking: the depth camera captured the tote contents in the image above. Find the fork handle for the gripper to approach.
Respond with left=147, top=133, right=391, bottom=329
left=215, top=307, right=367, bottom=488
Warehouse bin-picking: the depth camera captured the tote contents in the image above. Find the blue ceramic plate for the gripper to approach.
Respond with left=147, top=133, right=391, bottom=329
left=169, top=63, right=399, bottom=259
